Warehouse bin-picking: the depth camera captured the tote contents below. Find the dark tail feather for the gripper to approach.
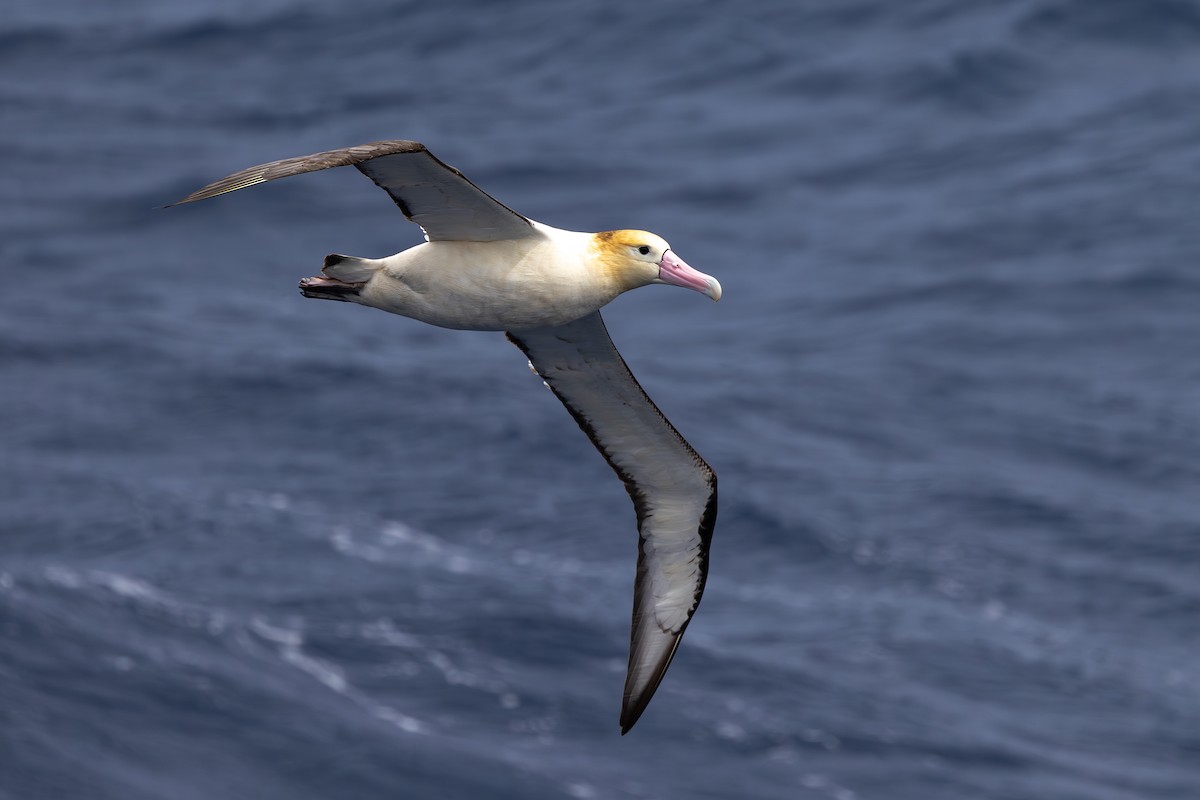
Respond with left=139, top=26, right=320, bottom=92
left=299, top=275, right=364, bottom=302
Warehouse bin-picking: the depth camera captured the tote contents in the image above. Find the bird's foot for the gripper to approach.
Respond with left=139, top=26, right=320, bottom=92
left=298, top=275, right=364, bottom=302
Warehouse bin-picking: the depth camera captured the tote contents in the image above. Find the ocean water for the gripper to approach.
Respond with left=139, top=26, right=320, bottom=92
left=3, top=1, right=1199, bottom=798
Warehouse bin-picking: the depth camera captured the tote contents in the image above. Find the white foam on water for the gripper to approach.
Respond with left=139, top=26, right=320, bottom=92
left=42, top=565, right=84, bottom=589
left=371, top=705, right=425, bottom=734
left=281, top=647, right=346, bottom=693
left=250, top=614, right=429, bottom=736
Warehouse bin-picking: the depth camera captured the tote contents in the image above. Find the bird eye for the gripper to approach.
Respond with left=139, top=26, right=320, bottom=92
left=637, top=245, right=650, bottom=255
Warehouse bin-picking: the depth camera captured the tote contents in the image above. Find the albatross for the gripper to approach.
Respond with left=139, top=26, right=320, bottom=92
left=170, top=140, right=720, bottom=734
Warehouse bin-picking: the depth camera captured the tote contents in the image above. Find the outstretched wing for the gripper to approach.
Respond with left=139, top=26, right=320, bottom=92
left=507, top=312, right=717, bottom=734
left=169, top=140, right=536, bottom=242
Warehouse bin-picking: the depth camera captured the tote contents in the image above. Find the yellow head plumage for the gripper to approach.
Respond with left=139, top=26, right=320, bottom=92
left=590, top=229, right=672, bottom=294
left=588, top=229, right=721, bottom=302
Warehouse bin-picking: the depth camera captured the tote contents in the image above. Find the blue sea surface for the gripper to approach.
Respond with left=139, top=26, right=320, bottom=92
left=3, top=1, right=1199, bottom=798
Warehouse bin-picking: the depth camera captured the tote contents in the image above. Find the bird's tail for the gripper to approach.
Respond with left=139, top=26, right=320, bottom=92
left=298, top=254, right=382, bottom=302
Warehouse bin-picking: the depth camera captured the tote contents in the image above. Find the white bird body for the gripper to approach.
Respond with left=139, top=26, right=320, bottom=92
left=170, top=140, right=722, bottom=734
left=341, top=224, right=627, bottom=331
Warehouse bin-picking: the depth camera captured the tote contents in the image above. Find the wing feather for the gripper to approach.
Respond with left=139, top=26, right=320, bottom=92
left=507, top=312, right=717, bottom=734
left=168, top=140, right=535, bottom=242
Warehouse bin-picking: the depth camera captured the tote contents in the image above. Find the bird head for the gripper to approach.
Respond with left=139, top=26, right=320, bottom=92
left=591, top=230, right=722, bottom=301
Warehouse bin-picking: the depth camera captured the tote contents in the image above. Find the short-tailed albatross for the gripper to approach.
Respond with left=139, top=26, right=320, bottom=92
left=171, top=140, right=720, bottom=733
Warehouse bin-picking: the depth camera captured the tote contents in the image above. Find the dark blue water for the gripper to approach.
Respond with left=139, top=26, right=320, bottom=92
left=3, top=1, right=1199, bottom=798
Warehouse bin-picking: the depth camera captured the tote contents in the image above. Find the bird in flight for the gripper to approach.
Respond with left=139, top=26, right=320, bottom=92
left=171, top=140, right=720, bottom=733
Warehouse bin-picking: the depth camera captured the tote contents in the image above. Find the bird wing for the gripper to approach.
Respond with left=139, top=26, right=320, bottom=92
left=507, top=312, right=717, bottom=734
left=169, top=140, right=536, bottom=242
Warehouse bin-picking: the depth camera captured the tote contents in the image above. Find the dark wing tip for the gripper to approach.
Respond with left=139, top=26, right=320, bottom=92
left=163, top=139, right=428, bottom=208
left=619, top=631, right=685, bottom=734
